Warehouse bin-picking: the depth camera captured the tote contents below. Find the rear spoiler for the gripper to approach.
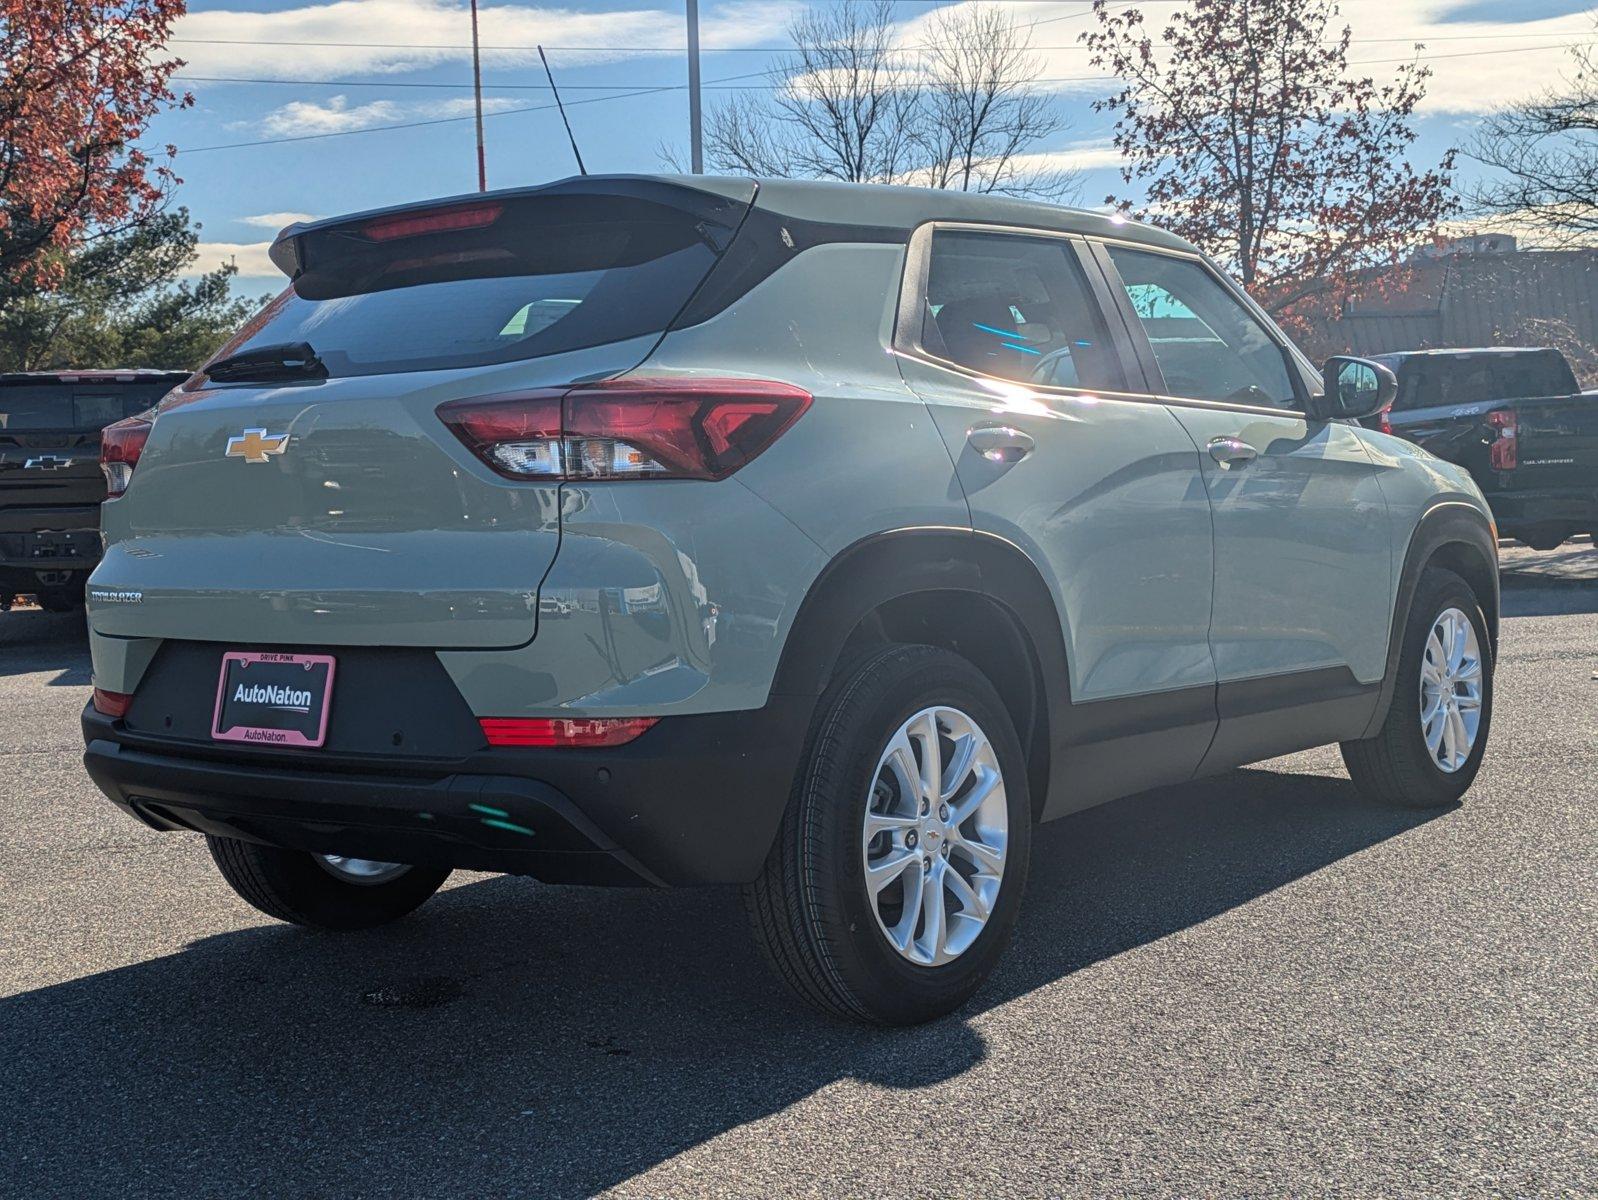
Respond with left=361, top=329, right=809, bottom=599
left=267, top=174, right=758, bottom=281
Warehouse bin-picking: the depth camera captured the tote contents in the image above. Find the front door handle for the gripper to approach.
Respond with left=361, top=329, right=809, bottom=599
left=968, top=425, right=1035, bottom=464
left=1207, top=436, right=1258, bottom=468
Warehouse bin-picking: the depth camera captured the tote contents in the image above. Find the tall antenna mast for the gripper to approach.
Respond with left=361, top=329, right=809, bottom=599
left=538, top=45, right=587, bottom=176
left=470, top=0, right=486, bottom=190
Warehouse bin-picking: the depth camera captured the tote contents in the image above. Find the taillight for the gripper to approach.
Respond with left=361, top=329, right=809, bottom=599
left=479, top=716, right=658, bottom=747
left=100, top=417, right=152, bottom=498
left=92, top=688, right=132, bottom=718
left=1487, top=408, right=1517, bottom=470
left=438, top=379, right=812, bottom=482
left=1378, top=410, right=1393, bottom=437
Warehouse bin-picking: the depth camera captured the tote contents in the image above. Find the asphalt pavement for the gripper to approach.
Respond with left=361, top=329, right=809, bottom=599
left=1, top=548, right=1594, bottom=1198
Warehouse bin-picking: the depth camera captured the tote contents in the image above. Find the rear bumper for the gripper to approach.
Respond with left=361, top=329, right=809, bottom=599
left=81, top=693, right=813, bottom=887
left=0, top=504, right=101, bottom=579
left=1486, top=487, right=1598, bottom=532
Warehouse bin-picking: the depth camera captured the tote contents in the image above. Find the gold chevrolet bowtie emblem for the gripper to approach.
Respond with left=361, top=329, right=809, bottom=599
left=225, top=428, right=289, bottom=463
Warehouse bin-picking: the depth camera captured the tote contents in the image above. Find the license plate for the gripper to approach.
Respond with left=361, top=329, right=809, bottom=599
left=212, top=651, right=336, bottom=747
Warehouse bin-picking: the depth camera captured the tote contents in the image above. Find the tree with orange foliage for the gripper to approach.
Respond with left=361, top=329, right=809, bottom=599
left=1083, top=0, right=1456, bottom=340
left=1, top=0, right=191, bottom=292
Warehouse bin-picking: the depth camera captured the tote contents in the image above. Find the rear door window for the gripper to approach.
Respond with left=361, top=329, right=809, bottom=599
left=220, top=190, right=744, bottom=379
left=1106, top=247, right=1299, bottom=409
left=919, top=229, right=1124, bottom=391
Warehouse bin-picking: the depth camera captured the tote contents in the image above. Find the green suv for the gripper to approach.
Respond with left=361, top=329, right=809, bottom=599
left=80, top=176, right=1498, bottom=1024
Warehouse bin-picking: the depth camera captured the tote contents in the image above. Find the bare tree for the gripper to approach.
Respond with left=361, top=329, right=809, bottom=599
left=1467, top=27, right=1598, bottom=248
left=685, top=1, right=1075, bottom=199
left=907, top=4, right=1070, bottom=198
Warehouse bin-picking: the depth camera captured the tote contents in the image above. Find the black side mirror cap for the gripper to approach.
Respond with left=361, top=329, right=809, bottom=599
left=1310, top=356, right=1398, bottom=421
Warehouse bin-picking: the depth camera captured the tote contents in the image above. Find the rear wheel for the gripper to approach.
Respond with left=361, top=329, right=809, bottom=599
left=206, top=835, right=449, bottom=930
left=745, top=644, right=1031, bottom=1025
left=1342, top=567, right=1493, bottom=808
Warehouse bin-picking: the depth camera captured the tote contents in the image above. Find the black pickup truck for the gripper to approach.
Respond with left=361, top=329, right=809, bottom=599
left=1, top=369, right=189, bottom=610
left=1369, top=348, right=1598, bottom=550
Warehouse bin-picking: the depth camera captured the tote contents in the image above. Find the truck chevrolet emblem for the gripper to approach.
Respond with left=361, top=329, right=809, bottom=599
left=225, top=429, right=289, bottom=463
left=23, top=455, right=72, bottom=470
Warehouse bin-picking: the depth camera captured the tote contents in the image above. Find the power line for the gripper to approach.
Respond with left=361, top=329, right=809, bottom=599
left=172, top=41, right=1596, bottom=96
left=173, top=41, right=1592, bottom=154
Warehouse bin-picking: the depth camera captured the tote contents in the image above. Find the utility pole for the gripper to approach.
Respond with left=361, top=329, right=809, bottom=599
left=686, top=0, right=703, bottom=173
left=470, top=0, right=487, bottom=191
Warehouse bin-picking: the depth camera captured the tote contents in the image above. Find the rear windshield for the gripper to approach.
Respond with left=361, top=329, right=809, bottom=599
left=0, top=382, right=176, bottom=431
left=1393, top=351, right=1578, bottom=411
left=222, top=191, right=741, bottom=379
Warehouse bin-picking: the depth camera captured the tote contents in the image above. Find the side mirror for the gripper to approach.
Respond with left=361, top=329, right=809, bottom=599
left=1310, top=356, right=1397, bottom=421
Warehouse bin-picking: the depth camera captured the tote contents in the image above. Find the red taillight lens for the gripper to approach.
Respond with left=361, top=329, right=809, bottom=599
left=92, top=688, right=132, bottom=718
left=1487, top=408, right=1517, bottom=470
left=363, top=202, right=503, bottom=242
left=437, top=379, right=812, bottom=482
left=1378, top=410, right=1393, bottom=436
left=100, top=417, right=152, bottom=498
left=479, top=716, right=658, bottom=747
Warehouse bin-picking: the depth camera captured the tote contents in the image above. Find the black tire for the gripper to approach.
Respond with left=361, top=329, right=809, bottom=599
left=206, top=836, right=450, bottom=930
left=1341, top=567, right=1493, bottom=808
left=745, top=644, right=1032, bottom=1025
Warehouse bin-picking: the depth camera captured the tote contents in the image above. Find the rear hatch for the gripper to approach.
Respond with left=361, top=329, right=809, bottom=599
left=1508, top=392, right=1598, bottom=490
left=1, top=371, right=185, bottom=563
left=90, top=177, right=755, bottom=648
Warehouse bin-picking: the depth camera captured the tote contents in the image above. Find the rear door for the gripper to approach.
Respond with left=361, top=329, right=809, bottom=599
left=1092, top=242, right=1392, bottom=765
left=895, top=224, right=1219, bottom=811
left=90, top=180, right=754, bottom=649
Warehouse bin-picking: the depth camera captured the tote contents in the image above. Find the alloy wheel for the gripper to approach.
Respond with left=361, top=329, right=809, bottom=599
left=1419, top=605, right=1484, bottom=773
left=861, top=706, right=1009, bottom=966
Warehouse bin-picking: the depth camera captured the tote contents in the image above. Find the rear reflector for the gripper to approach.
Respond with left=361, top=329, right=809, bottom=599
left=438, top=378, right=812, bottom=482
left=1487, top=408, right=1517, bottom=470
left=101, top=417, right=152, bottom=498
left=92, top=688, right=132, bottom=718
left=480, top=717, right=659, bottom=748
left=363, top=202, right=503, bottom=242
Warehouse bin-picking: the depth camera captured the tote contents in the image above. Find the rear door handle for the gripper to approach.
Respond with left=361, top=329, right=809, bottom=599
left=967, top=425, right=1035, bottom=464
left=1207, top=436, right=1258, bottom=468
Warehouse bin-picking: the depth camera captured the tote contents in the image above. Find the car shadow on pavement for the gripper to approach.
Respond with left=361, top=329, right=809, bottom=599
left=0, top=768, right=1439, bottom=1198
left=0, top=608, right=90, bottom=683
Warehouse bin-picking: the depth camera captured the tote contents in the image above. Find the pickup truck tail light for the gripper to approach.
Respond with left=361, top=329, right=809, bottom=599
left=438, top=379, right=812, bottom=482
left=1487, top=408, right=1517, bottom=470
left=91, top=688, right=132, bottom=717
left=101, top=417, right=152, bottom=498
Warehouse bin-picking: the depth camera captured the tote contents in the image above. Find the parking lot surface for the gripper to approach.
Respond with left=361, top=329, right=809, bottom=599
left=2, top=547, right=1594, bottom=1197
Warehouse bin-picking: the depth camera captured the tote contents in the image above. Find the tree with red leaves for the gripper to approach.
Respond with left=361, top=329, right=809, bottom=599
left=1, top=0, right=190, bottom=292
left=1083, top=0, right=1456, bottom=339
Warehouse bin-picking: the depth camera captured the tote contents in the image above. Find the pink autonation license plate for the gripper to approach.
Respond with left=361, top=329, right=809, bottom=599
left=212, top=651, right=336, bottom=748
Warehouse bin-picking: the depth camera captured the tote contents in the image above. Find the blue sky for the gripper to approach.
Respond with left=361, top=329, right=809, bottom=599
left=148, top=0, right=1598, bottom=291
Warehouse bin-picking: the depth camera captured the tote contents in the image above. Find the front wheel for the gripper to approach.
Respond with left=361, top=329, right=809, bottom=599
left=1342, top=567, right=1493, bottom=808
left=745, top=644, right=1031, bottom=1025
left=207, top=836, right=450, bottom=930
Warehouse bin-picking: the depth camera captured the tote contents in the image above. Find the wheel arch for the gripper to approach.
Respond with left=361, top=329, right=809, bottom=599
left=1363, top=500, right=1499, bottom=740
left=770, top=528, right=1068, bottom=821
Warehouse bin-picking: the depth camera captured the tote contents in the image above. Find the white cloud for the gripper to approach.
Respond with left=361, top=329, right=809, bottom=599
left=257, top=92, right=520, bottom=137
left=174, top=0, right=799, bottom=80
left=260, top=95, right=401, bottom=136
left=239, top=211, right=320, bottom=228
left=1008, top=141, right=1126, bottom=175
left=890, top=0, right=1596, bottom=117
left=185, top=241, right=279, bottom=279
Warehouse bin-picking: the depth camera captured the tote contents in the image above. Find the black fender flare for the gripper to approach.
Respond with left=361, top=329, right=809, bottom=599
left=1362, top=500, right=1499, bottom=740
left=769, top=527, right=1071, bottom=814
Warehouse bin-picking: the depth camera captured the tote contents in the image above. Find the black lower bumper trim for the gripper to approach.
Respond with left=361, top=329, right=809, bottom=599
left=82, top=689, right=815, bottom=886
left=84, top=738, right=663, bottom=886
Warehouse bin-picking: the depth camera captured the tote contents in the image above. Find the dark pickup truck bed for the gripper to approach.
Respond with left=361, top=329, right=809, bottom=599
left=1369, top=348, right=1598, bottom=550
left=1, top=369, right=189, bottom=609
